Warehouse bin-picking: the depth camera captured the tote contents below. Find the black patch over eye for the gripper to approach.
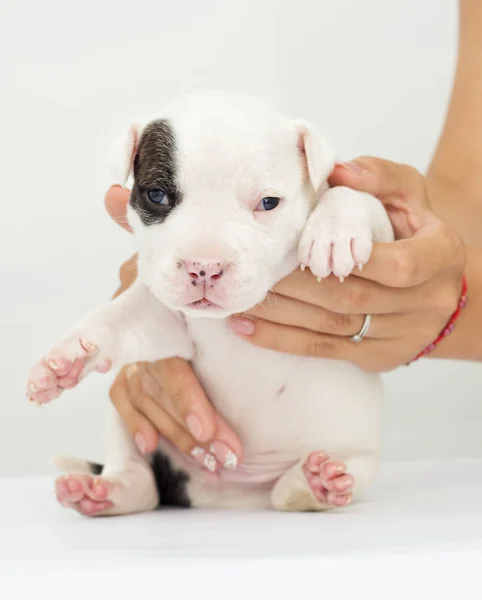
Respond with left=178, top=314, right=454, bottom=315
left=129, top=120, right=181, bottom=225
left=147, top=189, right=170, bottom=206
left=256, top=196, right=280, bottom=211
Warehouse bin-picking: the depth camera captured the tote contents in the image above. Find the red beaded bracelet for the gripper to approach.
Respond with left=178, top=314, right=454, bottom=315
left=408, top=275, right=468, bottom=364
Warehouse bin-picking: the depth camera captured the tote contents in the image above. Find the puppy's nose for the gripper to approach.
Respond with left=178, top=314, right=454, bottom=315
left=183, top=261, right=226, bottom=282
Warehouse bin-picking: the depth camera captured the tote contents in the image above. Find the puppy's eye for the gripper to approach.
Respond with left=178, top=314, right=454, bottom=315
left=147, top=189, right=170, bottom=206
left=255, top=196, right=280, bottom=212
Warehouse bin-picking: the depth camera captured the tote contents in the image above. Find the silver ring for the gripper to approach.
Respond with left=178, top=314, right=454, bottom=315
left=350, top=314, right=371, bottom=343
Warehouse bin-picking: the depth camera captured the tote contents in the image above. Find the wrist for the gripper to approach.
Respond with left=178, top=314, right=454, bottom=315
left=429, top=248, right=482, bottom=361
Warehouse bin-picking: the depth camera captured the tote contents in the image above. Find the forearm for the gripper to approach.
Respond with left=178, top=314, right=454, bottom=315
left=431, top=247, right=482, bottom=361
left=427, top=0, right=482, bottom=241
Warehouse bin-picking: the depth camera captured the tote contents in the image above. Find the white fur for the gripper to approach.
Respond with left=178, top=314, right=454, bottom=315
left=33, top=91, right=394, bottom=514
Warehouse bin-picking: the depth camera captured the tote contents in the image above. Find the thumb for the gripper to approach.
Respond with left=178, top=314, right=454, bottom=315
left=105, top=185, right=132, bottom=231
left=328, top=157, right=428, bottom=206
left=357, top=212, right=464, bottom=287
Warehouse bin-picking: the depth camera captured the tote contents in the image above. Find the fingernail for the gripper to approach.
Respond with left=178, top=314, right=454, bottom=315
left=203, top=453, right=217, bottom=473
left=210, top=441, right=238, bottom=470
left=29, top=382, right=38, bottom=393
left=191, top=446, right=204, bottom=458
left=229, top=317, right=255, bottom=336
left=191, top=447, right=219, bottom=472
left=47, top=359, right=58, bottom=371
left=134, top=433, right=147, bottom=454
left=186, top=414, right=203, bottom=442
left=338, top=161, right=365, bottom=175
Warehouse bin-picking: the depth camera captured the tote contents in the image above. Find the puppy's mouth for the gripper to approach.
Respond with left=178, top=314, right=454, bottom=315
left=187, top=298, right=222, bottom=310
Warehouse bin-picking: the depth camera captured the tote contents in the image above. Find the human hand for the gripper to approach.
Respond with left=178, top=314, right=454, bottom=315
left=227, top=158, right=466, bottom=372
left=104, top=186, right=242, bottom=471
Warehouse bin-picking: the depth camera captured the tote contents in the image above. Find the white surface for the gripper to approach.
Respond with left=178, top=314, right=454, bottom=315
left=1, top=460, right=482, bottom=598
left=1, top=0, right=481, bottom=475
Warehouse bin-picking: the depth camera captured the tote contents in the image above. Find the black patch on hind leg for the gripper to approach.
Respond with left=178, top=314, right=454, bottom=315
left=87, top=454, right=190, bottom=508
left=151, top=450, right=191, bottom=508
left=88, top=462, right=104, bottom=475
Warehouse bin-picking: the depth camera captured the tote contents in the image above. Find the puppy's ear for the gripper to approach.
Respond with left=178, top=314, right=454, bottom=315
left=296, top=121, right=336, bottom=194
left=107, top=119, right=146, bottom=186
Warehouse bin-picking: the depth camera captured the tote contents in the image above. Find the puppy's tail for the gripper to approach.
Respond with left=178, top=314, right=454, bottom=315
left=52, top=455, right=104, bottom=476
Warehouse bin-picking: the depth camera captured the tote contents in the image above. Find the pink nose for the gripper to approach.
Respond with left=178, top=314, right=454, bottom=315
left=183, top=261, right=226, bottom=283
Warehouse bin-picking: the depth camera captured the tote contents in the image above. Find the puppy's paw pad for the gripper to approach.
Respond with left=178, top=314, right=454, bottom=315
left=303, top=451, right=354, bottom=508
left=55, top=474, right=114, bottom=516
left=27, top=330, right=114, bottom=404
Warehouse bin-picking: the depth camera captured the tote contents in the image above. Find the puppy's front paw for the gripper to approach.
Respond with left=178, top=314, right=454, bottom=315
left=298, top=187, right=375, bottom=281
left=27, top=323, right=115, bottom=404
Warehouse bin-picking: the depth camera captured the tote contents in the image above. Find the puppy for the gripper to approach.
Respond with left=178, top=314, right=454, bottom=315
left=27, top=91, right=394, bottom=515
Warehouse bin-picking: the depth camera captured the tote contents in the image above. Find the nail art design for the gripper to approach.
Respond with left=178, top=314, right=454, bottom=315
left=203, top=453, right=217, bottom=473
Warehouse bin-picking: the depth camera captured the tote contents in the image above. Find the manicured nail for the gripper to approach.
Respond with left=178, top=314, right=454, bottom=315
left=47, top=359, right=58, bottom=371
left=210, top=441, right=238, bottom=470
left=229, top=317, right=255, bottom=336
left=300, top=264, right=306, bottom=271
left=134, top=433, right=147, bottom=454
left=186, top=414, right=203, bottom=442
left=317, top=276, right=322, bottom=283
left=339, top=276, right=345, bottom=283
left=190, top=446, right=218, bottom=472
left=191, top=446, right=204, bottom=458
left=357, top=263, right=364, bottom=272
left=338, top=161, right=365, bottom=175
left=29, top=382, right=38, bottom=393
left=203, top=453, right=217, bottom=473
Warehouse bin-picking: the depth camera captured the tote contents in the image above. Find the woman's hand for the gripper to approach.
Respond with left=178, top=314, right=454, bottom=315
left=227, top=158, right=466, bottom=372
left=104, top=186, right=242, bottom=472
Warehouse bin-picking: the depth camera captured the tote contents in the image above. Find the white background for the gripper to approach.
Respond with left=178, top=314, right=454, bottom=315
left=0, top=0, right=480, bottom=476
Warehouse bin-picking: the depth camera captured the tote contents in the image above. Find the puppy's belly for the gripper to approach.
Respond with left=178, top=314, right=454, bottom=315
left=150, top=317, right=383, bottom=502
left=187, top=318, right=383, bottom=476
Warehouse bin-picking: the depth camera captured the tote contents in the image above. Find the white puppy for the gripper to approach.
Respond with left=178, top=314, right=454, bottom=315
left=27, top=91, right=394, bottom=516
